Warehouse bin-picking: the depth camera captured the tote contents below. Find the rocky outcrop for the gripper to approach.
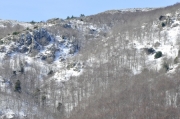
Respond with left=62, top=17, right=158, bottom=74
left=33, top=28, right=52, bottom=46
left=19, top=46, right=29, bottom=53
left=0, top=27, right=79, bottom=63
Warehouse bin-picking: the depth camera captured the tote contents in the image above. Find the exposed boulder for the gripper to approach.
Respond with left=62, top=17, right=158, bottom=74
left=19, top=46, right=29, bottom=53
left=143, top=48, right=155, bottom=55
left=159, top=15, right=167, bottom=21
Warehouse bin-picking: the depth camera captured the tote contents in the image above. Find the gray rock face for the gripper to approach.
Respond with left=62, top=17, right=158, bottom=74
left=31, top=42, right=41, bottom=51
left=25, top=33, right=32, bottom=46
left=0, top=27, right=80, bottom=63
left=18, top=35, right=25, bottom=46
left=9, top=45, right=18, bottom=52
left=14, top=28, right=52, bottom=56
left=19, top=46, right=29, bottom=53
left=29, top=42, right=41, bottom=56
left=33, top=28, right=52, bottom=46
left=19, top=28, right=53, bottom=54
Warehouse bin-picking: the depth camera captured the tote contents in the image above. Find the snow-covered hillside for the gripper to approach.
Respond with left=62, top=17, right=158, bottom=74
left=1, top=3, right=180, bottom=119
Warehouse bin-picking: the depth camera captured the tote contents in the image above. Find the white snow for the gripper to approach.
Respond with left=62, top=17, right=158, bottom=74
left=3, top=109, right=15, bottom=119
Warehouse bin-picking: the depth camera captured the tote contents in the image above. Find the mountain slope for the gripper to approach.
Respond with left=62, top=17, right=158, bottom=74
left=1, top=3, right=180, bottom=119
